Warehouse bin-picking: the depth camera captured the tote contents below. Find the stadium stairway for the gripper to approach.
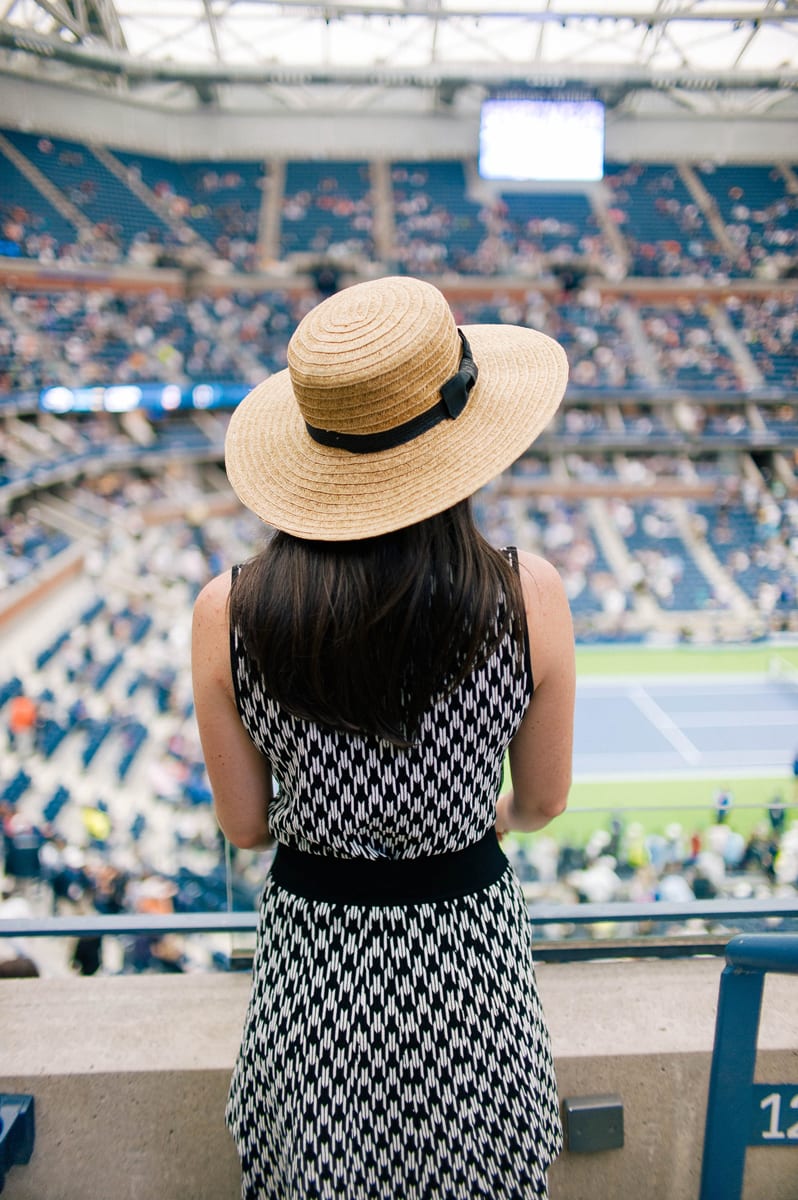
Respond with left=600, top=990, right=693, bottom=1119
left=678, top=162, right=744, bottom=266
left=27, top=498, right=104, bottom=546
left=258, top=158, right=282, bottom=265
left=583, top=498, right=661, bottom=623
left=0, top=131, right=89, bottom=244
left=669, top=500, right=754, bottom=619
left=368, top=158, right=396, bottom=263
left=590, top=179, right=631, bottom=272
left=89, top=144, right=215, bottom=260
left=614, top=301, right=664, bottom=387
left=706, top=302, right=766, bottom=390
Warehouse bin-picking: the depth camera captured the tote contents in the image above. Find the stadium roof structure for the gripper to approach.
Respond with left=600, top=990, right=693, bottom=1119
left=0, top=0, right=797, bottom=119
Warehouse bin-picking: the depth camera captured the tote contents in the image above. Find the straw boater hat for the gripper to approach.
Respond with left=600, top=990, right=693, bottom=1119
left=225, top=275, right=568, bottom=540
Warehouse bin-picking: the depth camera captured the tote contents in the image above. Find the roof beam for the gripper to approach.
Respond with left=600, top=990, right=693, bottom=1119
left=90, top=0, right=125, bottom=49
left=31, top=0, right=85, bottom=38
left=1, top=19, right=796, bottom=90
left=202, top=0, right=222, bottom=61
left=206, top=0, right=798, bottom=22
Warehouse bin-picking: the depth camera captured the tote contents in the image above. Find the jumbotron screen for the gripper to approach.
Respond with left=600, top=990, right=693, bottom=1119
left=478, top=97, right=605, bottom=183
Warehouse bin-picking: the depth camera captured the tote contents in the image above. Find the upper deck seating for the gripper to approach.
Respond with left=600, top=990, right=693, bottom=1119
left=390, top=160, right=485, bottom=273
left=604, top=162, right=729, bottom=279
left=0, top=154, right=79, bottom=260
left=622, top=501, right=716, bottom=610
left=3, top=131, right=172, bottom=258
left=724, top=295, right=798, bottom=391
left=0, top=287, right=306, bottom=393
left=635, top=300, right=741, bottom=391
left=280, top=160, right=374, bottom=260
left=496, top=191, right=602, bottom=263
left=111, top=152, right=266, bottom=268
left=694, top=163, right=798, bottom=277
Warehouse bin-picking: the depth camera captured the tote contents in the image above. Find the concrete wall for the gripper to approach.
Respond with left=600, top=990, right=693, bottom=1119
left=1, top=958, right=797, bottom=1199
left=1, top=75, right=797, bottom=162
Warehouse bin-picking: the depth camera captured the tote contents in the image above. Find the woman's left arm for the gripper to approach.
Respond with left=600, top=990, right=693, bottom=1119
left=191, top=570, right=273, bottom=850
left=496, top=551, right=575, bottom=835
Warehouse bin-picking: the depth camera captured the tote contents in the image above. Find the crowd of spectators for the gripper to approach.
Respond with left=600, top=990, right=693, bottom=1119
left=0, top=202, right=158, bottom=269
left=0, top=286, right=314, bottom=393
left=2, top=384, right=796, bottom=638
left=6, top=454, right=790, bottom=652
left=637, top=300, right=742, bottom=391
left=691, top=484, right=798, bottom=625
left=0, top=138, right=797, bottom=974
left=507, top=804, right=798, bottom=946
left=475, top=489, right=630, bottom=624
left=281, top=163, right=374, bottom=263
left=0, top=469, right=270, bottom=976
left=0, top=456, right=796, bottom=977
left=725, top=294, right=798, bottom=390
left=2, top=280, right=795, bottom=401
left=473, top=468, right=798, bottom=636
left=695, top=163, right=798, bottom=282
left=0, top=509, right=70, bottom=589
left=3, top=135, right=797, bottom=283
left=603, top=162, right=734, bottom=281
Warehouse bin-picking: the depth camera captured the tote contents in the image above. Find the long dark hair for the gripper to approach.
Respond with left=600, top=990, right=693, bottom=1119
left=229, top=499, right=526, bottom=747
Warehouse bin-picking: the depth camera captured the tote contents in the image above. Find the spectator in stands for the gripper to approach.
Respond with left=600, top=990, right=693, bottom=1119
left=775, top=827, right=798, bottom=887
left=713, top=786, right=734, bottom=824
left=71, top=931, right=103, bottom=976
left=768, top=793, right=787, bottom=835
left=193, top=276, right=574, bottom=1198
left=741, top=826, right=778, bottom=882
left=656, top=862, right=696, bottom=904
left=7, top=693, right=37, bottom=755
left=0, top=954, right=39, bottom=978
left=0, top=887, right=40, bottom=977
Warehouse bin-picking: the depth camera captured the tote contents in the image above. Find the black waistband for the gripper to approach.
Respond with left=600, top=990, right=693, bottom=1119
left=270, top=828, right=507, bottom=907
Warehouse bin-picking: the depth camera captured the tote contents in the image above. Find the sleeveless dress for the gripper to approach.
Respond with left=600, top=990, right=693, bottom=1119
left=225, top=557, right=563, bottom=1199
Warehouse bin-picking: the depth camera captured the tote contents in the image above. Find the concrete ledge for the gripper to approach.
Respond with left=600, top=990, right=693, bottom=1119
left=1, top=960, right=797, bottom=1199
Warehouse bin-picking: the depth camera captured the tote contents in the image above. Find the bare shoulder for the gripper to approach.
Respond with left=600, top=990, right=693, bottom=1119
left=192, top=570, right=234, bottom=681
left=514, top=549, right=569, bottom=616
left=193, top=569, right=233, bottom=625
left=514, top=549, right=574, bottom=689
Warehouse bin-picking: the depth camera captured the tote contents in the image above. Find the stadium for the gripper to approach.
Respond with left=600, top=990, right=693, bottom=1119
left=0, top=2, right=798, bottom=1198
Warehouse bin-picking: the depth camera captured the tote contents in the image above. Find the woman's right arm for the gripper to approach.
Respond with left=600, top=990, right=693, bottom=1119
left=497, top=551, right=575, bottom=834
left=191, top=570, right=274, bottom=850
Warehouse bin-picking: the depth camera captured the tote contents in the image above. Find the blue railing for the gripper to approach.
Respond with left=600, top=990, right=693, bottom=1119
left=699, top=932, right=798, bottom=1200
left=1, top=896, right=797, bottom=957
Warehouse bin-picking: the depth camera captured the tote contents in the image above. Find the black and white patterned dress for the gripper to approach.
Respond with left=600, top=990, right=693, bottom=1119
left=225, top=561, right=563, bottom=1200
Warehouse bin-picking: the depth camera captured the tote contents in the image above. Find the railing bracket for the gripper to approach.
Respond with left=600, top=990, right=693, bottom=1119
left=0, top=1094, right=35, bottom=1195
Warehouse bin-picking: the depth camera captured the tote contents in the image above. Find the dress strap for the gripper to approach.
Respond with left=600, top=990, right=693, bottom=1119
left=228, top=564, right=245, bottom=716
left=503, top=545, right=534, bottom=693
left=271, top=829, right=508, bottom=906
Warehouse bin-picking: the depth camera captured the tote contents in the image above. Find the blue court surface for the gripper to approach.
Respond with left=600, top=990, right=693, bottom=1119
left=573, top=674, right=798, bottom=781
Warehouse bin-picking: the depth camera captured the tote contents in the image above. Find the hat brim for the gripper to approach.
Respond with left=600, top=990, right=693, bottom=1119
left=224, top=323, right=568, bottom=541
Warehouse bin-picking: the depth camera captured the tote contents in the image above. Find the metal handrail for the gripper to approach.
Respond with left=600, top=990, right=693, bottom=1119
left=721, top=932, right=798, bottom=975
left=699, top=933, right=798, bottom=1200
left=1, top=896, right=797, bottom=940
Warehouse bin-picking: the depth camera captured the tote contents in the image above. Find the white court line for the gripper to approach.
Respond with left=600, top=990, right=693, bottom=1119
left=673, top=711, right=798, bottom=729
left=574, top=750, right=790, bottom=773
left=628, top=685, right=703, bottom=766
left=577, top=673, right=773, bottom=689
left=572, top=765, right=790, bottom=783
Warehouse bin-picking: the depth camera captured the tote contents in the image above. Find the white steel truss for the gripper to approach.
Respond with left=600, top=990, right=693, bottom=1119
left=0, top=0, right=797, bottom=113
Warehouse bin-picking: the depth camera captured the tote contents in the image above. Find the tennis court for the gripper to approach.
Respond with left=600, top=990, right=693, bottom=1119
left=574, top=673, right=798, bottom=781
left=531, top=646, right=798, bottom=841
